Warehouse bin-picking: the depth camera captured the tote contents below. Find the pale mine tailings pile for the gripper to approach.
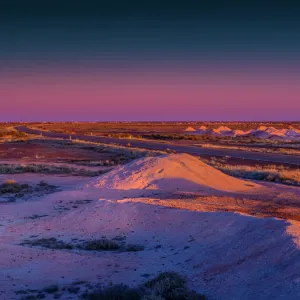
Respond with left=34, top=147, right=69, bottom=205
left=188, top=125, right=300, bottom=140
left=184, top=126, right=197, bottom=132
left=85, top=153, right=260, bottom=197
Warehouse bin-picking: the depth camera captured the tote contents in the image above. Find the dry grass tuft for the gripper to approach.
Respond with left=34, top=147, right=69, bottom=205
left=203, top=157, right=300, bottom=186
left=21, top=237, right=145, bottom=253
left=0, top=180, right=30, bottom=194
left=80, top=239, right=120, bottom=251
left=21, top=238, right=73, bottom=250
left=0, top=163, right=108, bottom=177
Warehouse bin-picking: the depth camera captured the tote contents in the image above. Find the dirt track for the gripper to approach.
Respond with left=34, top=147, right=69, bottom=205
left=17, top=126, right=300, bottom=166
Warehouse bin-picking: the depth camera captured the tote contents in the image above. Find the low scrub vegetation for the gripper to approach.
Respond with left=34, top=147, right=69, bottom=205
left=21, top=238, right=74, bottom=250
left=80, top=239, right=120, bottom=251
left=68, top=139, right=164, bottom=159
left=204, top=157, right=300, bottom=186
left=21, top=237, right=145, bottom=253
left=107, top=132, right=300, bottom=151
left=0, top=163, right=108, bottom=177
left=221, top=166, right=300, bottom=186
left=125, top=243, right=145, bottom=252
left=201, top=143, right=300, bottom=156
left=0, top=127, right=27, bottom=138
left=16, top=272, right=206, bottom=300
left=0, top=179, right=29, bottom=194
left=0, top=180, right=57, bottom=196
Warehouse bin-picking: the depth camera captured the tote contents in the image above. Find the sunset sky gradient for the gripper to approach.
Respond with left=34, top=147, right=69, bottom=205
left=1, top=1, right=300, bottom=121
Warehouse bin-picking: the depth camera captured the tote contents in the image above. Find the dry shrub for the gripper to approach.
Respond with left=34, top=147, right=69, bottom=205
left=144, top=272, right=205, bottom=300
left=16, top=272, right=206, bottom=300
left=81, top=239, right=120, bottom=251
left=0, top=180, right=30, bottom=194
left=203, top=157, right=300, bottom=186
left=21, top=238, right=73, bottom=250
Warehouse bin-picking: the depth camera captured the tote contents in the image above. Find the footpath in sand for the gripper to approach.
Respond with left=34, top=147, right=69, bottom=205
left=1, top=154, right=300, bottom=300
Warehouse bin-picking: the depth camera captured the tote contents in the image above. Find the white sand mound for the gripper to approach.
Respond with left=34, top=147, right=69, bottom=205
left=197, top=125, right=208, bottom=134
left=85, top=154, right=260, bottom=195
left=257, top=125, right=268, bottom=131
left=217, top=125, right=232, bottom=132
left=232, top=129, right=250, bottom=137
left=185, top=124, right=300, bottom=140
left=248, top=126, right=300, bottom=140
left=184, top=126, right=196, bottom=132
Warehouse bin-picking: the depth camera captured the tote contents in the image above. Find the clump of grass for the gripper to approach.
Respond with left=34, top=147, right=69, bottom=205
left=86, top=284, right=141, bottom=300
left=0, top=180, right=57, bottom=200
left=84, top=272, right=205, bottom=300
left=21, top=238, right=73, bottom=250
left=0, top=180, right=31, bottom=194
left=143, top=272, right=205, bottom=300
left=35, top=181, right=57, bottom=192
left=0, top=127, right=27, bottom=139
left=20, top=237, right=144, bottom=253
left=0, top=163, right=108, bottom=177
left=80, top=239, right=120, bottom=251
left=220, top=165, right=300, bottom=186
left=26, top=214, right=48, bottom=220
left=16, top=272, right=206, bottom=299
left=202, top=157, right=300, bottom=186
left=43, top=285, right=59, bottom=294
left=125, top=244, right=145, bottom=252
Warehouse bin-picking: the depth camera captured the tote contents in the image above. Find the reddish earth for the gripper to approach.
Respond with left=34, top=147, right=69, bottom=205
left=0, top=142, right=118, bottom=164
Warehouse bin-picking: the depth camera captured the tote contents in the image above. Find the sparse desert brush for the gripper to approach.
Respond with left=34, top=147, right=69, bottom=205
left=201, top=143, right=300, bottom=156
left=280, top=169, right=300, bottom=182
left=21, top=272, right=206, bottom=299
left=0, top=180, right=30, bottom=194
left=125, top=244, right=145, bottom=252
left=0, top=163, right=107, bottom=177
left=0, top=127, right=28, bottom=141
left=81, top=240, right=144, bottom=252
left=86, top=284, right=141, bottom=300
left=205, top=159, right=300, bottom=186
left=21, top=238, right=73, bottom=250
left=42, top=285, right=59, bottom=294
left=21, top=236, right=145, bottom=253
left=81, top=239, right=120, bottom=251
left=144, top=272, right=185, bottom=299
left=144, top=272, right=206, bottom=300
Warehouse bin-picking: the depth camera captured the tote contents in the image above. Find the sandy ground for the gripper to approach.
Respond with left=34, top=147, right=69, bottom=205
left=1, top=154, right=300, bottom=299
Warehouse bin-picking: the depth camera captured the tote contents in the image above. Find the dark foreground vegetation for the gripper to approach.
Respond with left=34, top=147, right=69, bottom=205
left=0, top=180, right=58, bottom=202
left=21, top=237, right=145, bottom=253
left=16, top=272, right=206, bottom=300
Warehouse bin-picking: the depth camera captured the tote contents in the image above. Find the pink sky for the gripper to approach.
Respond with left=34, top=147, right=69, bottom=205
left=1, top=67, right=300, bottom=121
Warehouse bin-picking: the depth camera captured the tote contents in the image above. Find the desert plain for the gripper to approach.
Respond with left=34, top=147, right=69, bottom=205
left=0, top=122, right=300, bottom=300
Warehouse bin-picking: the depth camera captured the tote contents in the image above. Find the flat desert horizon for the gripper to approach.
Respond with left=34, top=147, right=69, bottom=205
left=1, top=1, right=300, bottom=300
left=1, top=121, right=300, bottom=300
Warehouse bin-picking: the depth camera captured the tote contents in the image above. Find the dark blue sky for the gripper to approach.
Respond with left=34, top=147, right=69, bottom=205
left=1, top=0, right=300, bottom=65
left=1, top=1, right=300, bottom=121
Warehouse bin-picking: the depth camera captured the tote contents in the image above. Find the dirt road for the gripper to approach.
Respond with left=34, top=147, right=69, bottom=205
left=17, top=126, right=300, bottom=166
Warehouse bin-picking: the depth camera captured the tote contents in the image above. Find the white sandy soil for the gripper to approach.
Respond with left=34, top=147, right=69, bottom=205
left=1, top=154, right=300, bottom=300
